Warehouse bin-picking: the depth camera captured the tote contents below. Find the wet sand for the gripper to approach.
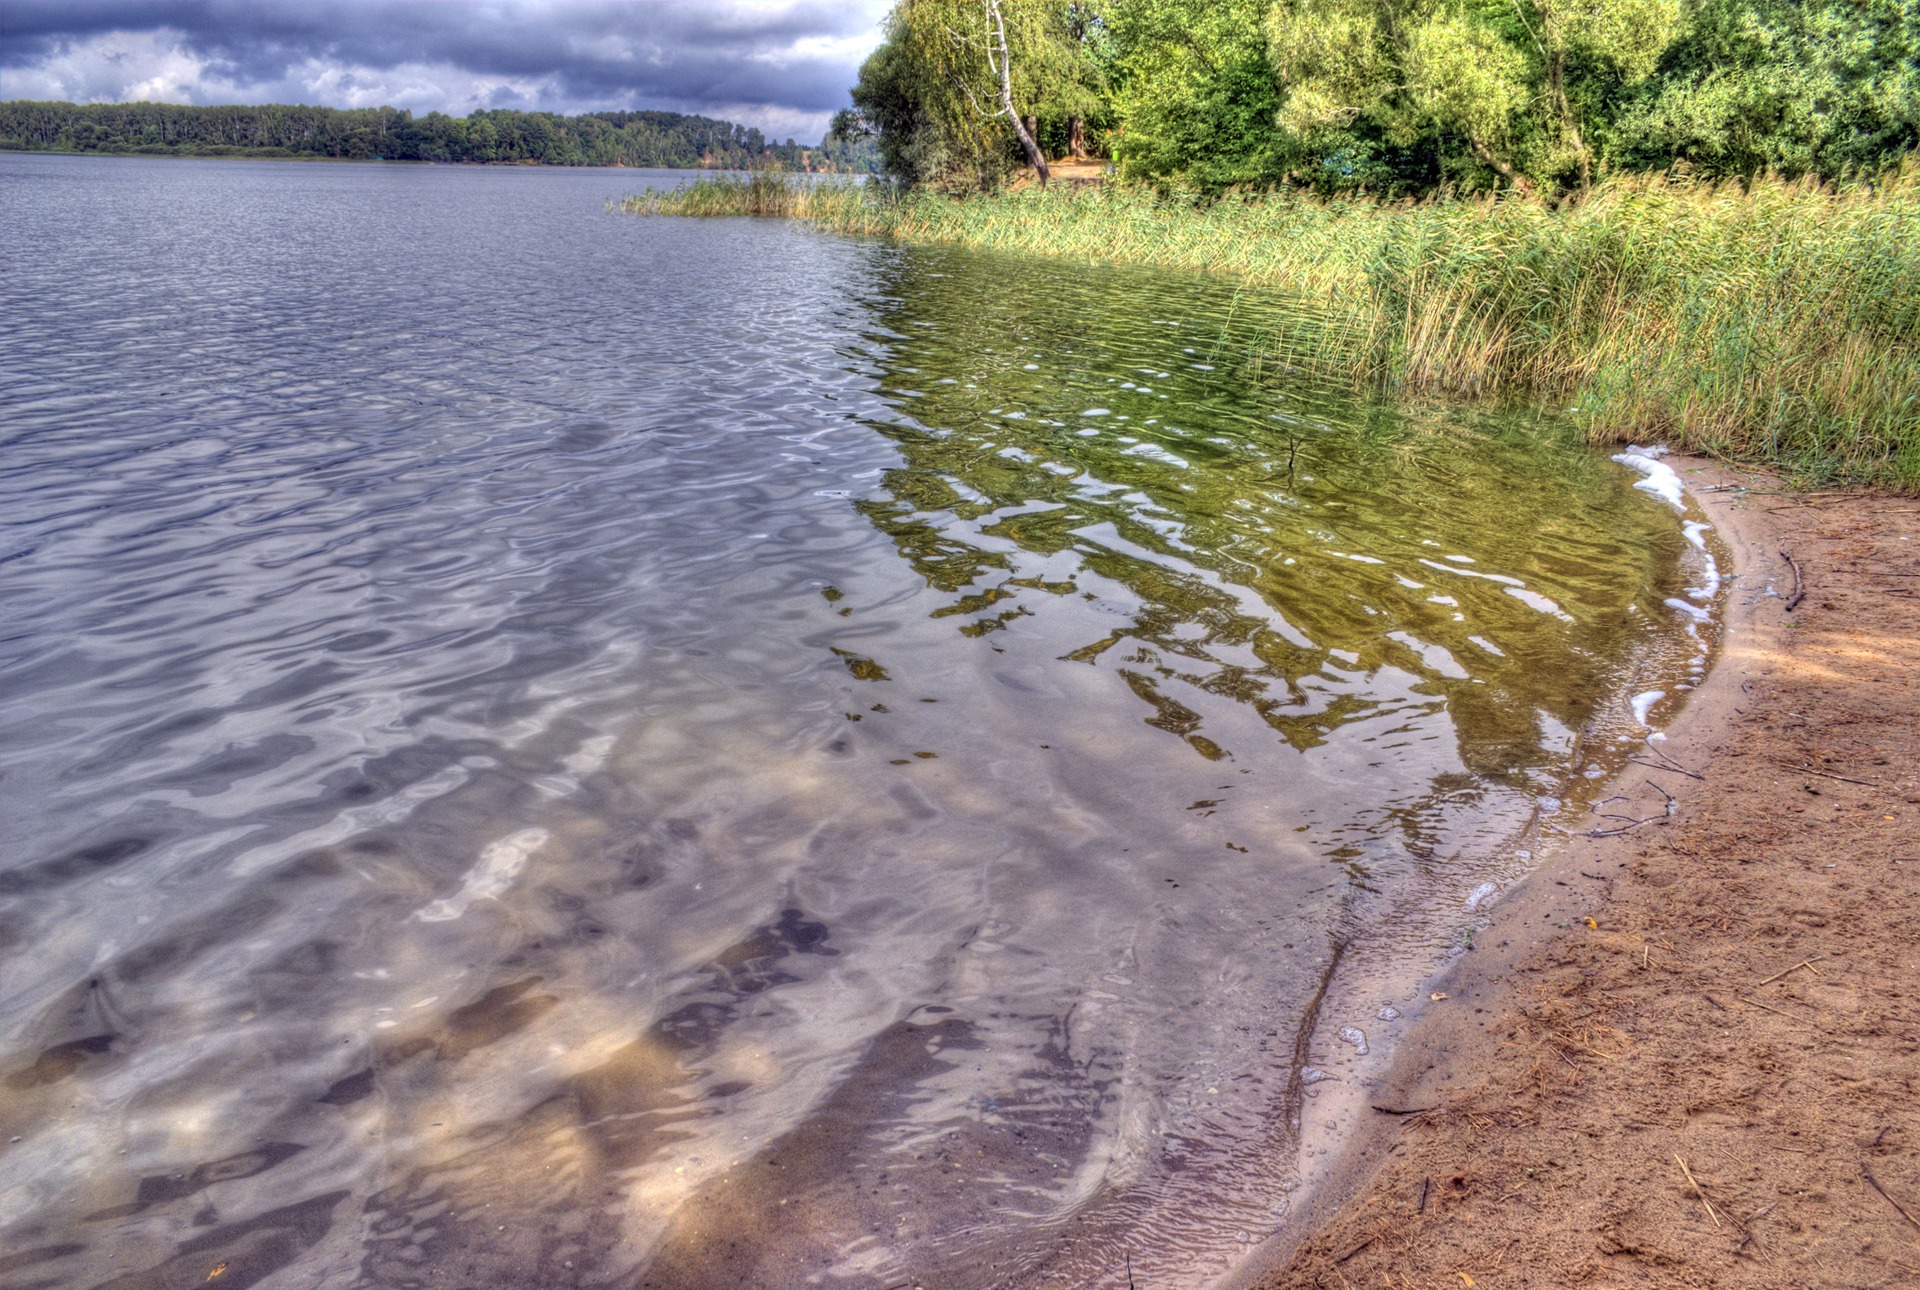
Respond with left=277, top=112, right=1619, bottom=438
left=1242, top=459, right=1920, bottom=1288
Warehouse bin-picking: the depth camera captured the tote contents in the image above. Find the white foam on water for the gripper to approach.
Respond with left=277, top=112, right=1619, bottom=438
left=1681, top=522, right=1721, bottom=599
left=1665, top=597, right=1712, bottom=622
left=1630, top=690, right=1665, bottom=726
left=1613, top=448, right=1686, bottom=510
left=1687, top=559, right=1721, bottom=601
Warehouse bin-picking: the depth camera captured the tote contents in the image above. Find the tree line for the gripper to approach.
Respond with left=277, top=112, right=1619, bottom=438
left=0, top=99, right=881, bottom=172
left=840, top=0, right=1919, bottom=195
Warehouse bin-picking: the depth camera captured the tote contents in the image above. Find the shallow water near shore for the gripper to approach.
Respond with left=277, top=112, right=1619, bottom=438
left=1, top=154, right=1715, bottom=1288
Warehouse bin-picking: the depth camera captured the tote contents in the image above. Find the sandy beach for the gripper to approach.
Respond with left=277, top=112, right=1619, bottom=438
left=1247, top=459, right=1920, bottom=1289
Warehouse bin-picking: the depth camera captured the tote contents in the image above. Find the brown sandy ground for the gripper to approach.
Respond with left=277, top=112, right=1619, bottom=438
left=1255, top=466, right=1920, bottom=1289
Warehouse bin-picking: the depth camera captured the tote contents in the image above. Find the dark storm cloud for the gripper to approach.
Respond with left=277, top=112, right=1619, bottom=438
left=0, top=2, right=887, bottom=137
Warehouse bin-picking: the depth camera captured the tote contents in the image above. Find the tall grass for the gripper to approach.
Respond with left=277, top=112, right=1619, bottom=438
left=614, top=173, right=888, bottom=223
left=621, top=169, right=1920, bottom=491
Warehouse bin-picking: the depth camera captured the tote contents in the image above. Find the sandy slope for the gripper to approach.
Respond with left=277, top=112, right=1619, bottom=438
left=1247, top=460, right=1920, bottom=1289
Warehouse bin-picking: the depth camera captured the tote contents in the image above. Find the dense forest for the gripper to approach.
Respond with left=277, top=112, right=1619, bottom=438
left=0, top=99, right=880, bottom=172
left=843, top=0, right=1920, bottom=195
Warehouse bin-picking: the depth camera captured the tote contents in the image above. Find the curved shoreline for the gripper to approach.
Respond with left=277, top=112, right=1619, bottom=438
left=1231, top=458, right=1920, bottom=1287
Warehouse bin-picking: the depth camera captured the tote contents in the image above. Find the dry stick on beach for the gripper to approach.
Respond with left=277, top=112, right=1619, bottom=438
left=1628, top=754, right=1705, bottom=781
left=1756, top=958, right=1823, bottom=987
left=1334, top=1237, right=1376, bottom=1265
left=1590, top=813, right=1667, bottom=837
left=1862, top=1163, right=1920, bottom=1232
left=1780, top=549, right=1807, bottom=611
left=1675, top=1155, right=1722, bottom=1228
left=1740, top=995, right=1813, bottom=1024
left=1772, top=760, right=1876, bottom=786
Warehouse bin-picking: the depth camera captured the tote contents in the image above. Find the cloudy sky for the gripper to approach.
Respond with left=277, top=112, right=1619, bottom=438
left=0, top=1, right=892, bottom=142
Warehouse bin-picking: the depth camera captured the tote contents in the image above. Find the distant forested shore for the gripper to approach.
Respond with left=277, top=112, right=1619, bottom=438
left=0, top=100, right=880, bottom=172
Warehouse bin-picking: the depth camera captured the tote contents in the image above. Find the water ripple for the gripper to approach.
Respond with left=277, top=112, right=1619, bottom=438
left=0, top=155, right=1716, bottom=1289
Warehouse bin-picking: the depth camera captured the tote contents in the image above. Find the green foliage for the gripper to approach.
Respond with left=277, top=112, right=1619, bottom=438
left=1605, top=0, right=1920, bottom=180
left=849, top=0, right=1111, bottom=189
left=1270, top=0, right=1684, bottom=194
left=1105, top=0, right=1294, bottom=189
left=0, top=100, right=882, bottom=172
left=854, top=0, right=1914, bottom=197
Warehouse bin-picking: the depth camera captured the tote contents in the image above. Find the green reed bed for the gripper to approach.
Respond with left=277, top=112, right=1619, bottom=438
left=621, top=170, right=1920, bottom=491
left=614, top=172, right=888, bottom=224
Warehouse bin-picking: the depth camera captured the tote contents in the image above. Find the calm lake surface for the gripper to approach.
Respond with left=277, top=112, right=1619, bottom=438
left=0, top=155, right=1716, bottom=1289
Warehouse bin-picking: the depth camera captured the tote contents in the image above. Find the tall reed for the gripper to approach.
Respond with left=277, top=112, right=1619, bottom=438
left=614, top=173, right=890, bottom=226
left=621, top=168, right=1920, bottom=491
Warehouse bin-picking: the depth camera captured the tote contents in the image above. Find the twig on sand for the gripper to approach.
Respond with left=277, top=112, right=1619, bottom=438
left=1371, top=1105, right=1436, bottom=1116
left=1772, top=759, right=1875, bottom=786
left=1675, top=1155, right=1722, bottom=1228
left=1780, top=548, right=1806, bottom=611
left=1741, top=995, right=1812, bottom=1024
left=1419, top=1176, right=1431, bottom=1214
left=1862, top=1163, right=1920, bottom=1232
left=1756, top=957, right=1823, bottom=986
left=1590, top=813, right=1667, bottom=837
left=1335, top=1237, right=1376, bottom=1264
left=1636, top=743, right=1706, bottom=780
left=1628, top=755, right=1704, bottom=780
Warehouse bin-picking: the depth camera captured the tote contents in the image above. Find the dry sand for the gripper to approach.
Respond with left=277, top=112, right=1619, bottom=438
left=1246, top=459, right=1920, bottom=1289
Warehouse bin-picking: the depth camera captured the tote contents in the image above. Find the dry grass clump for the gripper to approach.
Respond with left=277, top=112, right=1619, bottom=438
left=620, top=166, right=1920, bottom=491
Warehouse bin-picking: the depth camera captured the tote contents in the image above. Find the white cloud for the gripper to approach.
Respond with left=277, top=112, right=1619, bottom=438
left=4, top=29, right=207, bottom=105
left=0, top=1, right=891, bottom=140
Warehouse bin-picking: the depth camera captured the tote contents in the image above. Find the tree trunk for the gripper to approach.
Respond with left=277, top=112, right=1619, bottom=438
left=1466, top=132, right=1533, bottom=196
left=987, top=0, right=1049, bottom=186
left=1548, top=52, right=1592, bottom=191
left=1069, top=115, right=1087, bottom=159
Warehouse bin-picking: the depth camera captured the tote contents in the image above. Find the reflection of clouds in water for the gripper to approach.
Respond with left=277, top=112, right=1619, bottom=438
left=414, top=827, right=550, bottom=923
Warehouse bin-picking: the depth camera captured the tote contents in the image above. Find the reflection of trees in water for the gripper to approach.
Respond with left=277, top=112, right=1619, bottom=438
left=850, top=248, right=1686, bottom=791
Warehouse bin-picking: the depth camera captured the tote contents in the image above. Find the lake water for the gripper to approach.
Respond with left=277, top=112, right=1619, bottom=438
left=0, top=155, right=1718, bottom=1289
